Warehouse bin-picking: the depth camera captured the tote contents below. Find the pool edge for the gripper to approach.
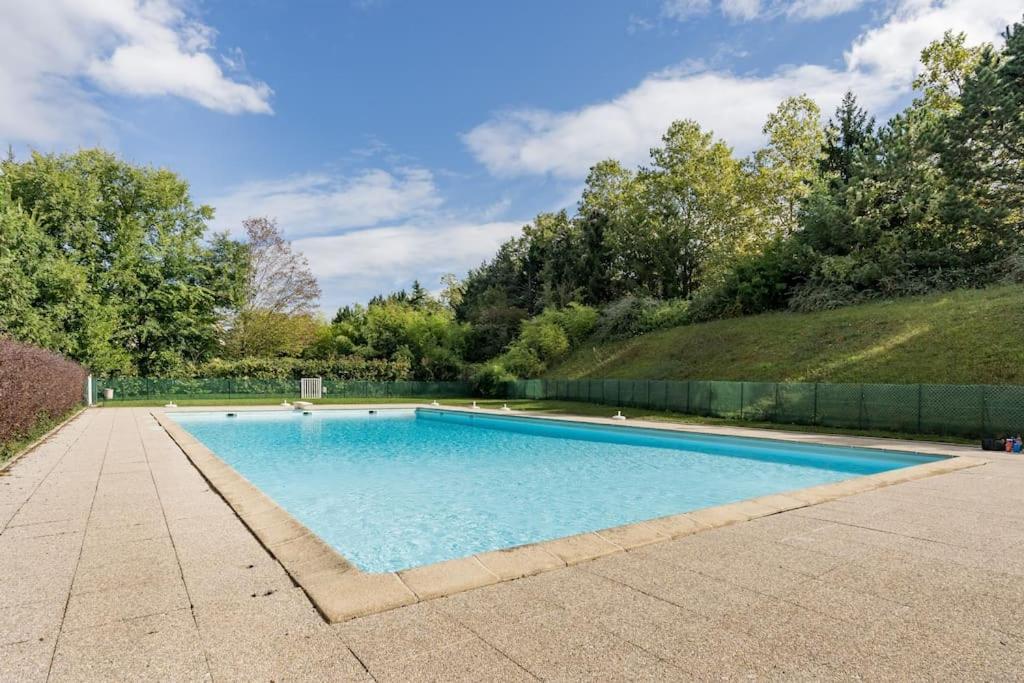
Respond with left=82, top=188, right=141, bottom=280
left=151, top=406, right=986, bottom=623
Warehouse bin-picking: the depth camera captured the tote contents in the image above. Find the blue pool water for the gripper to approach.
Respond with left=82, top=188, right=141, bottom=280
left=169, top=408, right=937, bottom=572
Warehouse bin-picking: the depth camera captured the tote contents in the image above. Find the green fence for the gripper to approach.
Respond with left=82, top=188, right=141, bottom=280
left=95, top=378, right=472, bottom=402
left=506, top=379, right=1024, bottom=438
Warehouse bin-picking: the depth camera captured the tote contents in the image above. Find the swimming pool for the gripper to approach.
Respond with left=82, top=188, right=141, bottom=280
left=168, top=408, right=939, bottom=573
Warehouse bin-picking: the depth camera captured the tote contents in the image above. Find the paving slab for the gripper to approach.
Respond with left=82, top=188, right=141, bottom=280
left=49, top=608, right=209, bottom=682
left=2, top=406, right=1023, bottom=680
left=369, top=636, right=535, bottom=683
left=334, top=601, right=476, bottom=672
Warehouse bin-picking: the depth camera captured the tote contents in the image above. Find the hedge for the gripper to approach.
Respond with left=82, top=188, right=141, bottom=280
left=0, top=339, right=87, bottom=459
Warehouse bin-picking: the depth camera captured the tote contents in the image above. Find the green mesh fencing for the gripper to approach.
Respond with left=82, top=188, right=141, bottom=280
left=504, top=378, right=1024, bottom=438
left=95, top=378, right=472, bottom=402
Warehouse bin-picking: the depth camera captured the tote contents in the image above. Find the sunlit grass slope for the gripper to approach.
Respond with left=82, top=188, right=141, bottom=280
left=549, top=285, right=1024, bottom=385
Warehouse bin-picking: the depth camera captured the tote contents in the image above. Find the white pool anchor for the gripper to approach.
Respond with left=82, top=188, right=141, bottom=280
left=164, top=402, right=177, bottom=408
left=280, top=400, right=291, bottom=407
left=612, top=410, right=626, bottom=420
left=430, top=400, right=440, bottom=406
left=471, top=401, right=479, bottom=409
left=500, top=403, right=512, bottom=411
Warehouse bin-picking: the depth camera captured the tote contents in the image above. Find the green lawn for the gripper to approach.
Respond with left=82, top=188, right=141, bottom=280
left=549, top=285, right=1024, bottom=385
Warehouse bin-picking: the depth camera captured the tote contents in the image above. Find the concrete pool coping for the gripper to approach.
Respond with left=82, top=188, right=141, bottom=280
left=151, top=404, right=985, bottom=622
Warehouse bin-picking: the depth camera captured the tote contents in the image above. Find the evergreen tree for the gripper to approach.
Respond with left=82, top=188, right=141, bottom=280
left=820, top=91, right=875, bottom=184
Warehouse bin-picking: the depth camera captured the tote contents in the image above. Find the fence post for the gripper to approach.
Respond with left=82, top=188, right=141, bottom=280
left=739, top=382, right=745, bottom=420
left=774, top=383, right=780, bottom=421
left=812, top=383, right=818, bottom=424
left=686, top=381, right=691, bottom=414
left=980, top=385, right=987, bottom=436
left=921, top=385, right=929, bottom=432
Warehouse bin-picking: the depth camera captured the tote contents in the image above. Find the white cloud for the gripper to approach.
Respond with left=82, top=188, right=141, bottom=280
left=722, top=0, right=763, bottom=20
left=785, top=0, right=868, bottom=19
left=661, top=0, right=868, bottom=22
left=207, top=167, right=525, bottom=308
left=0, top=0, right=271, bottom=146
left=208, top=168, right=443, bottom=238
left=467, top=0, right=1023, bottom=179
left=663, top=0, right=713, bottom=20
left=657, top=0, right=865, bottom=22
left=296, top=221, right=525, bottom=283
left=296, top=219, right=525, bottom=309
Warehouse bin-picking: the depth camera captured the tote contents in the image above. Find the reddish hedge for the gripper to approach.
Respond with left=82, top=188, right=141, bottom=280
left=0, top=339, right=88, bottom=452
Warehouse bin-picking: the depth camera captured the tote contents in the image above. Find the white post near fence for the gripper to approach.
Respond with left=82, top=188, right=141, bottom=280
left=85, top=374, right=93, bottom=406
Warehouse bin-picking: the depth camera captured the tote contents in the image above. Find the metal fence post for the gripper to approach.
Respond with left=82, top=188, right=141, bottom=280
left=858, top=384, right=865, bottom=429
left=917, top=384, right=923, bottom=433
left=980, top=385, right=987, bottom=436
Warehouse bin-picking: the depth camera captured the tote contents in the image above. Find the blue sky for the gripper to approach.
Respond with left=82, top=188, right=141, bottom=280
left=3, top=0, right=1022, bottom=313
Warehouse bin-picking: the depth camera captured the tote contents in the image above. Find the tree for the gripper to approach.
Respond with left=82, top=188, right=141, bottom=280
left=0, top=149, right=238, bottom=375
left=820, top=91, right=875, bottom=184
left=944, top=17, right=1024, bottom=216
left=914, top=30, right=987, bottom=115
left=438, top=273, right=464, bottom=311
left=753, top=95, right=825, bottom=236
left=224, top=217, right=322, bottom=358
left=241, top=217, right=320, bottom=315
left=639, top=119, right=749, bottom=297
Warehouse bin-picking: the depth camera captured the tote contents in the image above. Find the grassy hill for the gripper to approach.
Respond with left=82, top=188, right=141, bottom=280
left=549, top=285, right=1024, bottom=385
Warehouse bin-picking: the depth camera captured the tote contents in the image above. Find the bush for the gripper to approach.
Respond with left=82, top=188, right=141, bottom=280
left=540, top=303, right=599, bottom=345
left=469, top=363, right=515, bottom=397
left=500, top=345, right=546, bottom=378
left=640, top=299, right=690, bottom=332
left=592, top=296, right=690, bottom=340
left=1003, top=246, right=1024, bottom=285
left=518, top=322, right=570, bottom=360
left=1, top=339, right=87, bottom=460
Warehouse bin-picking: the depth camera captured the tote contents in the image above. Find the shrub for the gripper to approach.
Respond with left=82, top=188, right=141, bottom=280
left=518, top=322, right=570, bottom=360
left=500, top=345, right=546, bottom=378
left=1, top=339, right=87, bottom=459
left=469, top=363, right=515, bottom=397
left=640, top=299, right=690, bottom=332
left=1003, top=246, right=1024, bottom=285
left=593, top=296, right=691, bottom=339
left=541, top=303, right=599, bottom=345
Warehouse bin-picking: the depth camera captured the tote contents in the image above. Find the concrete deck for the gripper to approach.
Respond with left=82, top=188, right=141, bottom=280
left=2, top=408, right=1023, bottom=681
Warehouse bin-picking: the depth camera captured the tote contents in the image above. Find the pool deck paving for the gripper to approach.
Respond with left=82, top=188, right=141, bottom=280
left=2, top=407, right=1023, bottom=681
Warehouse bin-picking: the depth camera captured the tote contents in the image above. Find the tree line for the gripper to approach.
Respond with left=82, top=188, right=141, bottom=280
left=1, top=22, right=1021, bottom=388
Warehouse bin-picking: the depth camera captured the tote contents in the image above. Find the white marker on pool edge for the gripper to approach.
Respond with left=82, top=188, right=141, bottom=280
left=501, top=403, right=511, bottom=411
left=472, top=401, right=479, bottom=409
left=613, top=411, right=626, bottom=420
